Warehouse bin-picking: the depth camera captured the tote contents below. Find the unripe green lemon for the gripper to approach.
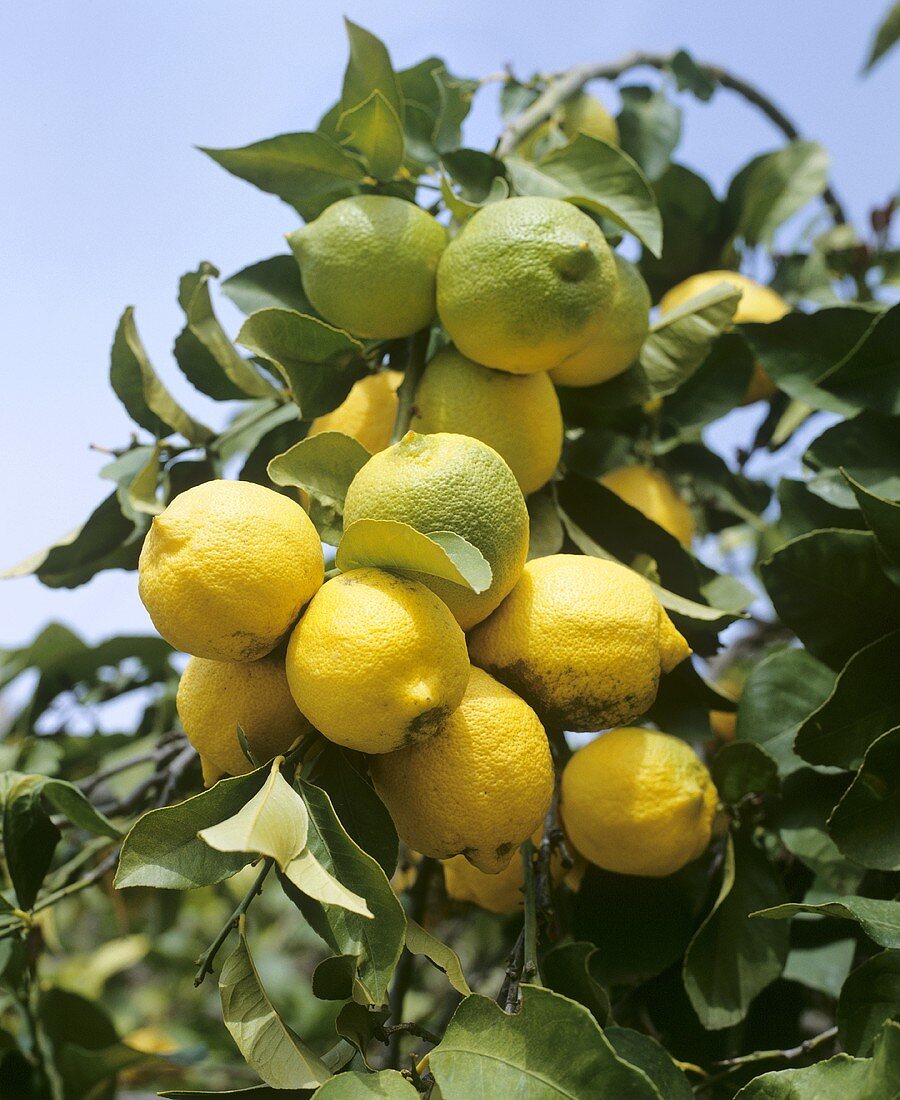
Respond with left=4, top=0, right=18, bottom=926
left=436, top=197, right=618, bottom=375
left=411, top=347, right=563, bottom=495
left=550, top=255, right=650, bottom=387
left=287, top=195, right=447, bottom=339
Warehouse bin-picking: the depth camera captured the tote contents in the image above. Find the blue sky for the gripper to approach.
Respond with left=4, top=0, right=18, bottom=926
left=1, top=0, right=897, bottom=651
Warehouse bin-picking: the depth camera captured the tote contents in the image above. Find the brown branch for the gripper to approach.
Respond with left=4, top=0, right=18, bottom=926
left=698, top=1025, right=839, bottom=1093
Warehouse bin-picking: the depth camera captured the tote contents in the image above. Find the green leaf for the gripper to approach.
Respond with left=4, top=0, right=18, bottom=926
left=775, top=770, right=863, bottom=895
left=109, top=307, right=212, bottom=443
left=760, top=530, right=900, bottom=669
left=37, top=778, right=120, bottom=839
left=864, top=1, right=900, bottom=70
left=729, top=141, right=829, bottom=248
left=174, top=263, right=278, bottom=401
left=844, top=470, right=900, bottom=572
left=527, top=488, right=565, bottom=560
left=124, top=442, right=163, bottom=517
left=337, top=518, right=492, bottom=593
left=683, top=833, right=790, bottom=1029
left=669, top=50, right=716, bottom=101
left=795, top=631, right=900, bottom=769
left=397, top=57, right=475, bottom=163
left=710, top=742, right=780, bottom=806
left=616, top=85, right=682, bottom=181
left=783, top=936, right=857, bottom=998
left=161, top=1089, right=310, bottom=1098
left=752, top=896, right=900, bottom=949
left=341, top=19, right=404, bottom=126
left=219, top=923, right=332, bottom=1090
left=734, top=1019, right=900, bottom=1098
left=838, top=950, right=900, bottom=1055
left=817, top=303, right=900, bottom=415
left=736, top=648, right=836, bottom=776
left=541, top=941, right=611, bottom=1025
left=314, top=1070, right=419, bottom=1098
left=221, top=255, right=315, bottom=316
left=1, top=773, right=61, bottom=908
left=268, top=431, right=371, bottom=545
left=201, top=133, right=365, bottom=221
left=405, top=918, right=471, bottom=996
left=283, top=849, right=373, bottom=918
left=281, top=780, right=406, bottom=1005
left=806, top=412, right=900, bottom=506
left=505, top=134, right=663, bottom=256
left=430, top=985, right=663, bottom=1099
left=661, top=332, right=756, bottom=437
left=776, top=478, right=866, bottom=542
left=828, top=727, right=900, bottom=870
left=604, top=1028, right=693, bottom=1100
left=339, top=91, right=405, bottom=180
left=440, top=150, right=510, bottom=220
left=237, top=308, right=366, bottom=419
left=115, top=769, right=269, bottom=889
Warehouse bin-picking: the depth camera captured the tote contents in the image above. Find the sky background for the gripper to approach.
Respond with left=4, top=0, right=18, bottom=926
left=1, top=0, right=897, bottom=654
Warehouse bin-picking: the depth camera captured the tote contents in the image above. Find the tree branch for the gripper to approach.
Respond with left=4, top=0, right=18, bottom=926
left=387, top=856, right=438, bottom=1066
left=194, top=858, right=274, bottom=986
left=390, top=327, right=432, bottom=443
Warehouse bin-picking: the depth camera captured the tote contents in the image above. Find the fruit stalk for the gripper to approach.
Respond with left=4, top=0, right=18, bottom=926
left=390, top=327, right=432, bottom=443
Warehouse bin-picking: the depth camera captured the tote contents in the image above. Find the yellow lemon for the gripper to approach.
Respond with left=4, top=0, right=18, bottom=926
left=138, top=480, right=323, bottom=661
left=658, top=271, right=789, bottom=404
left=308, top=370, right=403, bottom=453
left=599, top=465, right=695, bottom=547
left=468, top=554, right=691, bottom=732
left=560, top=728, right=719, bottom=876
left=287, top=195, right=447, bottom=339
left=549, top=255, right=650, bottom=387
left=517, top=91, right=619, bottom=159
left=436, top=196, right=618, bottom=375
left=176, top=652, right=312, bottom=784
left=442, top=828, right=567, bottom=914
left=342, top=432, right=529, bottom=630
left=411, top=347, right=562, bottom=495
left=285, top=568, right=469, bottom=754
left=709, top=710, right=737, bottom=742
left=370, top=666, right=553, bottom=873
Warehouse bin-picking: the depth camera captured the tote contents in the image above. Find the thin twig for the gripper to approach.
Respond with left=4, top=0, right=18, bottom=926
left=498, top=927, right=526, bottom=1013
left=521, top=840, right=541, bottom=988
left=381, top=1021, right=441, bottom=1046
left=390, top=328, right=432, bottom=443
left=387, top=856, right=438, bottom=1067
left=194, top=858, right=274, bottom=986
left=697, top=1026, right=838, bottom=1092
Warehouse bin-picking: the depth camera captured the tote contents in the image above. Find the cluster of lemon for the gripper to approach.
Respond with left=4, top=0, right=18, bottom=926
left=137, top=170, right=789, bottom=905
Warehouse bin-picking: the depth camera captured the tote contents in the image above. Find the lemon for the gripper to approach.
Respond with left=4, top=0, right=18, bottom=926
left=436, top=197, right=618, bottom=375
left=176, top=652, right=312, bottom=784
left=518, top=91, right=619, bottom=159
left=599, top=465, right=695, bottom=547
left=709, top=710, right=737, bottom=742
left=342, top=432, right=529, bottom=630
left=468, top=554, right=691, bottom=732
left=442, top=827, right=568, bottom=914
left=308, top=370, right=402, bottom=454
left=287, top=195, right=447, bottom=339
left=560, top=728, right=719, bottom=876
left=370, top=666, right=553, bottom=873
left=411, top=347, right=562, bottom=495
left=285, top=568, right=468, bottom=754
left=138, top=480, right=323, bottom=662
left=659, top=271, right=789, bottom=404
left=549, top=255, right=650, bottom=387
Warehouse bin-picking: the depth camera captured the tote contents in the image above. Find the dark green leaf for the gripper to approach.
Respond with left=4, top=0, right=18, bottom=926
left=505, top=134, right=663, bottom=256
left=838, top=950, right=900, bottom=1055
left=819, top=303, right=900, bottom=414
left=760, top=531, right=900, bottom=669
left=729, top=141, right=829, bottom=248
left=236, top=308, right=366, bottom=419
left=397, top=57, right=474, bottom=162
left=37, top=778, right=120, bottom=838
left=1, top=774, right=60, bottom=908
left=864, top=1, right=900, bottom=70
left=806, top=412, right=900, bottom=506
left=312, top=954, right=359, bottom=1001
left=775, top=770, right=863, bottom=894
left=828, top=727, right=900, bottom=870
left=429, top=985, right=663, bottom=1099
left=776, top=479, right=865, bottom=542
left=683, top=833, right=790, bottom=1029
left=616, top=85, right=682, bottom=181
left=604, top=1027, right=693, bottom=1100
left=783, top=936, right=857, bottom=998
left=753, top=896, right=900, bottom=949
left=711, top=742, right=780, bottom=806
left=161, top=1089, right=311, bottom=1098
left=844, top=470, right=900, bottom=572
left=669, top=50, right=716, bottom=100
left=662, top=332, right=756, bottom=437
left=221, top=256, right=315, bottom=316
left=541, top=941, right=611, bottom=1025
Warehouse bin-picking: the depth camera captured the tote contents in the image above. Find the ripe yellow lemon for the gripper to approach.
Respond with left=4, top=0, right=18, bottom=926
left=599, top=465, right=695, bottom=548
left=287, top=195, right=447, bottom=339
left=308, top=370, right=402, bottom=454
left=342, top=432, right=529, bottom=630
left=468, top=554, right=691, bottom=731
left=138, top=480, right=323, bottom=662
left=285, top=568, right=469, bottom=754
left=549, top=255, right=650, bottom=387
left=709, top=710, right=737, bottom=742
left=177, top=652, right=312, bottom=784
left=442, top=828, right=568, bottom=914
left=517, top=91, right=619, bottom=159
left=411, top=347, right=562, bottom=495
left=560, top=728, right=719, bottom=876
left=436, top=197, right=618, bottom=375
left=658, top=271, right=789, bottom=404
left=370, top=666, right=553, bottom=873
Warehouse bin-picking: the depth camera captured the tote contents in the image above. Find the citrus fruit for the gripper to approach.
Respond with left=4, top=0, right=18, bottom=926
left=176, top=652, right=312, bottom=784
left=599, top=465, right=695, bottom=547
left=285, top=568, right=468, bottom=754
left=370, top=666, right=553, bottom=873
left=308, top=370, right=402, bottom=454
left=411, top=347, right=563, bottom=495
left=709, top=710, right=737, bottom=742
left=436, top=197, right=618, bottom=375
left=442, top=827, right=568, bottom=914
left=560, top=727, right=719, bottom=876
left=468, top=553, right=691, bottom=731
left=517, top=91, right=619, bottom=159
left=138, top=480, right=323, bottom=662
left=287, top=195, right=447, bottom=339
left=658, top=270, right=789, bottom=404
left=549, top=254, right=650, bottom=387
left=342, top=432, right=530, bottom=630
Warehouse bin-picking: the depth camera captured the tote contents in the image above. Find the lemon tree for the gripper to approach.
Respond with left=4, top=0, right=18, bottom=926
left=2, top=14, right=900, bottom=1100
